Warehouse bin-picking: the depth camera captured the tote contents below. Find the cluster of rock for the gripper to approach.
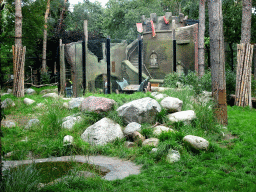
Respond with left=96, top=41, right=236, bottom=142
left=2, top=87, right=210, bottom=164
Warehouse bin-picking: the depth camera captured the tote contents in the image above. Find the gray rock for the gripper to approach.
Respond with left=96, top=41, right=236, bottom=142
left=25, top=88, right=36, bottom=95
left=42, top=93, right=59, bottom=98
left=132, top=131, right=145, bottom=143
left=62, top=116, right=82, bottom=130
left=1, top=98, right=15, bottom=108
left=24, top=98, right=35, bottom=105
left=153, top=125, right=174, bottom=136
left=81, top=117, right=124, bottom=146
left=160, top=97, right=183, bottom=112
left=4, top=151, right=14, bottom=158
left=68, top=97, right=84, bottom=109
left=1, top=93, right=9, bottom=96
left=123, top=122, right=141, bottom=136
left=183, top=135, right=209, bottom=150
left=40, top=88, right=58, bottom=95
left=167, top=110, right=196, bottom=123
left=142, top=138, right=159, bottom=147
left=154, top=93, right=167, bottom=100
left=63, top=135, right=74, bottom=145
left=76, top=171, right=96, bottom=178
left=80, top=96, right=116, bottom=112
left=117, top=97, right=161, bottom=124
left=63, top=102, right=68, bottom=108
left=166, top=149, right=180, bottom=163
left=2, top=121, right=16, bottom=128
left=124, top=141, right=135, bottom=148
left=35, top=103, right=45, bottom=108
left=151, top=92, right=159, bottom=97
left=151, top=148, right=158, bottom=153
left=7, top=88, right=12, bottom=93
left=151, top=87, right=172, bottom=92
left=25, top=119, right=40, bottom=129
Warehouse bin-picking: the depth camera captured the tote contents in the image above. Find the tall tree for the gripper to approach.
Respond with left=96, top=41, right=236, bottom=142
left=241, top=0, right=252, bottom=44
left=13, top=0, right=25, bottom=97
left=42, top=0, right=51, bottom=73
left=198, top=0, right=205, bottom=77
left=208, top=0, right=228, bottom=125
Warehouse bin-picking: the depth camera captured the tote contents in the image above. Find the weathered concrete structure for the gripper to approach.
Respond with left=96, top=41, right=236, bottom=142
left=141, top=13, right=198, bottom=81
left=62, top=12, right=198, bottom=94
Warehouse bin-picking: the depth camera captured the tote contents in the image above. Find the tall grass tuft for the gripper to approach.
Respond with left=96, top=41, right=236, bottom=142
left=1, top=164, right=41, bottom=192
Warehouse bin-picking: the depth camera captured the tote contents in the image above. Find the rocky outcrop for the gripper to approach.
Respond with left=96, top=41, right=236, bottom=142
left=81, top=118, right=124, bottom=146
left=2, top=121, right=16, bottom=128
left=80, top=96, right=116, bottom=113
left=166, top=149, right=180, bottom=163
left=25, top=88, right=36, bottom=95
left=117, top=97, right=161, bottom=124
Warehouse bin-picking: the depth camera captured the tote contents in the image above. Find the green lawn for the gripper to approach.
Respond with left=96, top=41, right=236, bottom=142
left=1, top=87, right=256, bottom=191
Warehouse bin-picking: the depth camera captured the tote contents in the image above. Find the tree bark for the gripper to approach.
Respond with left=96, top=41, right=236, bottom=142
left=241, top=0, right=252, bottom=44
left=208, top=0, right=228, bottom=125
left=13, top=0, right=25, bottom=98
left=198, top=0, right=205, bottom=78
left=42, top=0, right=51, bottom=73
left=57, top=0, right=67, bottom=34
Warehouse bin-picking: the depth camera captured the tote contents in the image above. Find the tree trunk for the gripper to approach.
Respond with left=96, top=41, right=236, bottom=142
left=57, top=0, right=67, bottom=34
left=42, top=0, right=51, bottom=73
left=241, top=0, right=252, bottom=44
left=208, top=0, right=228, bottom=125
left=198, top=0, right=205, bottom=78
left=13, top=0, right=25, bottom=98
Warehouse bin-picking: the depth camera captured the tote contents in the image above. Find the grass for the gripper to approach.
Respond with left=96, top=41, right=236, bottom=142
left=1, top=86, right=256, bottom=191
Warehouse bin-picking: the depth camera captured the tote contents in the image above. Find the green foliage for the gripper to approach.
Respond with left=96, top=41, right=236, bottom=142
left=225, top=69, right=236, bottom=95
left=1, top=163, right=42, bottom=192
left=40, top=72, right=51, bottom=84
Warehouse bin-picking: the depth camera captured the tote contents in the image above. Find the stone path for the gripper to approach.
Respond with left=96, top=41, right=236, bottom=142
left=3, top=155, right=142, bottom=181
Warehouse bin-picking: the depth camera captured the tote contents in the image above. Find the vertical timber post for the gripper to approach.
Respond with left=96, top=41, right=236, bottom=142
left=172, top=20, right=176, bottom=72
left=59, top=39, right=65, bottom=95
left=138, top=34, right=142, bottom=84
left=82, top=20, right=88, bottom=94
left=107, top=36, right=111, bottom=94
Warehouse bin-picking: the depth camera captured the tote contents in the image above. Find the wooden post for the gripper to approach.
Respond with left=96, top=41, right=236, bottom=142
left=59, top=39, right=65, bottom=95
left=82, top=20, right=88, bottom=94
left=235, top=43, right=253, bottom=107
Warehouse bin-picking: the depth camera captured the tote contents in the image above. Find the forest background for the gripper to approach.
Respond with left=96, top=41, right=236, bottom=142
left=1, top=0, right=256, bottom=82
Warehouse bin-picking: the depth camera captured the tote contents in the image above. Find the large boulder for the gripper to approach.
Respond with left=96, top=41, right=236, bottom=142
left=24, top=98, right=35, bottom=105
left=123, top=122, right=142, bottom=136
left=81, top=117, right=124, bottom=146
left=153, top=125, right=174, bottom=136
left=183, top=135, right=209, bottom=150
left=160, top=97, right=183, bottom=112
left=116, top=97, right=161, bottom=124
left=80, top=96, right=116, bottom=113
left=1, top=98, right=15, bottom=108
left=25, top=88, right=36, bottom=95
left=68, top=97, right=84, bottom=109
left=167, top=110, right=196, bottom=123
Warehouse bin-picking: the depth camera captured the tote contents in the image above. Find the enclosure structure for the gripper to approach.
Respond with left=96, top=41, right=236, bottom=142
left=141, top=12, right=199, bottom=81
left=61, top=12, right=198, bottom=94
